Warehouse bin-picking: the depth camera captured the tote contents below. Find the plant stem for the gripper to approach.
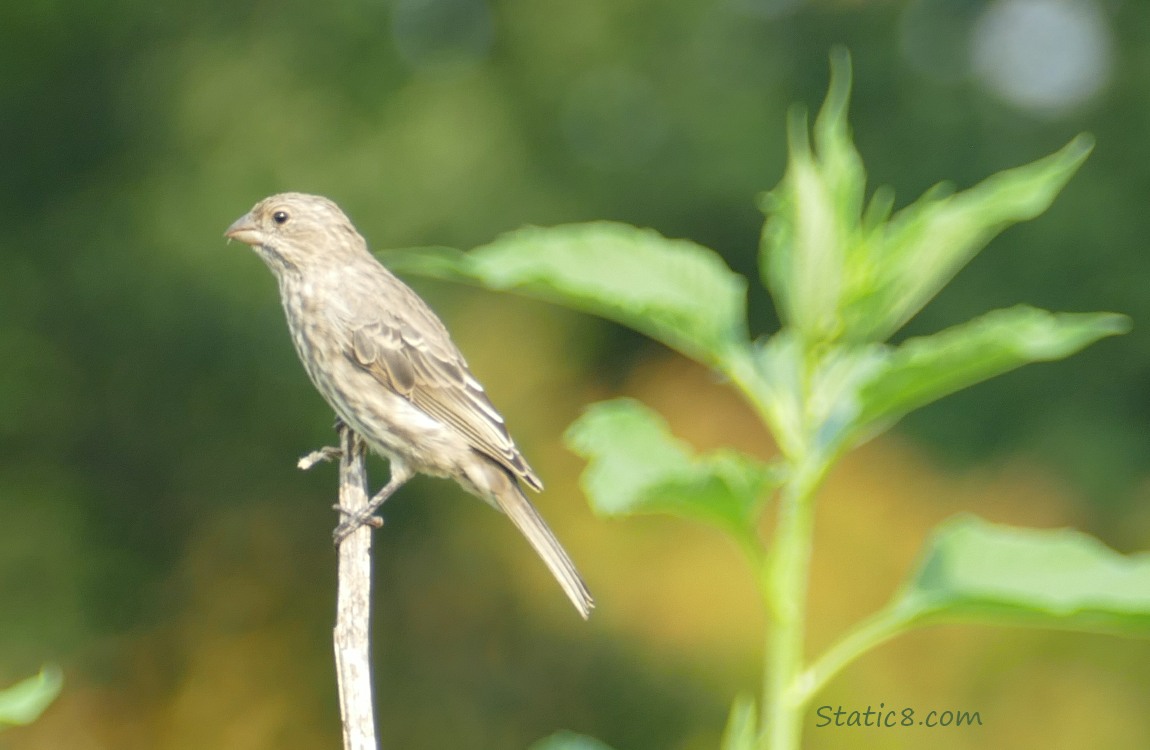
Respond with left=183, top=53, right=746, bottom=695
left=796, top=602, right=922, bottom=706
left=761, top=456, right=824, bottom=750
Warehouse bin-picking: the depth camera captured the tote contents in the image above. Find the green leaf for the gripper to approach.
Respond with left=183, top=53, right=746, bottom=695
left=842, top=135, right=1094, bottom=341
left=564, top=399, right=779, bottom=541
left=0, top=667, right=63, bottom=729
left=376, top=245, right=477, bottom=283
left=804, top=514, right=1150, bottom=703
left=741, top=306, right=1126, bottom=462
left=720, top=695, right=757, bottom=750
left=855, top=305, right=1129, bottom=441
left=529, top=732, right=618, bottom=750
left=758, top=52, right=1093, bottom=345
left=892, top=515, right=1150, bottom=635
left=759, top=49, right=860, bottom=342
left=750, top=331, right=887, bottom=461
left=382, top=221, right=748, bottom=366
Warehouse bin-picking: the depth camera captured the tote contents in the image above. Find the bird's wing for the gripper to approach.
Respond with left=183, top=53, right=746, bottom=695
left=343, top=292, right=543, bottom=492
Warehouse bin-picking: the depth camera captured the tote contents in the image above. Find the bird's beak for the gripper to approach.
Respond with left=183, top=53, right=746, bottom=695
left=224, top=213, right=262, bottom=246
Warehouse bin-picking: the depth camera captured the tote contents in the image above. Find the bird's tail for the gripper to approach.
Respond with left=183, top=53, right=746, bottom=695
left=493, top=478, right=594, bottom=619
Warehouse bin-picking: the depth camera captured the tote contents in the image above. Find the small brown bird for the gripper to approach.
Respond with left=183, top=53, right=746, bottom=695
left=225, top=193, right=593, bottom=618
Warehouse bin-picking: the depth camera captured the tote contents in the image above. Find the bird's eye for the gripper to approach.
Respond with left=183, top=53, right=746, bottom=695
left=272, top=210, right=290, bottom=225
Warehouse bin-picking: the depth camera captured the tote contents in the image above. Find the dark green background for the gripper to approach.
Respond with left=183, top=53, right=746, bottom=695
left=2, top=0, right=1146, bottom=748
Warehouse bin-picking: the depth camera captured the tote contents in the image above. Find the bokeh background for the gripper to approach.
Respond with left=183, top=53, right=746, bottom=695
left=2, top=0, right=1148, bottom=748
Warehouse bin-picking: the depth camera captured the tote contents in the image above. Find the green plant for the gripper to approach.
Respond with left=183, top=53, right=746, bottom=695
left=386, top=51, right=1150, bottom=750
left=0, top=666, right=62, bottom=732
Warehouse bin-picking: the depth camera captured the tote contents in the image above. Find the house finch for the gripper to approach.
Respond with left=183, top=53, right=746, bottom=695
left=225, top=193, right=593, bottom=618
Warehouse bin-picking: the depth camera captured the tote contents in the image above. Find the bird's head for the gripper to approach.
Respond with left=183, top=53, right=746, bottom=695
left=225, top=192, right=367, bottom=274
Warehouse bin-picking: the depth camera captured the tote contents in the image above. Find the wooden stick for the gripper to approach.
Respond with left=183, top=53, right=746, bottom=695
left=304, top=426, right=378, bottom=749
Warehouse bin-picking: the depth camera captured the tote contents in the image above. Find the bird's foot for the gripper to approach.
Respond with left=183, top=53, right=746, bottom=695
left=332, top=505, right=385, bottom=544
left=298, top=445, right=342, bottom=471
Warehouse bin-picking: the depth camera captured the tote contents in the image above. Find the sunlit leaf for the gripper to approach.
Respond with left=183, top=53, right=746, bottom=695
left=893, top=515, right=1150, bottom=635
left=759, top=49, right=859, bottom=341
left=376, top=245, right=476, bottom=283
left=758, top=51, right=1093, bottom=345
left=842, top=135, right=1094, bottom=341
left=855, top=305, right=1129, bottom=440
left=750, top=331, right=887, bottom=461
left=529, top=731, right=618, bottom=750
left=0, top=667, right=62, bottom=730
left=382, top=221, right=748, bottom=366
left=564, top=399, right=778, bottom=540
left=742, top=307, right=1125, bottom=460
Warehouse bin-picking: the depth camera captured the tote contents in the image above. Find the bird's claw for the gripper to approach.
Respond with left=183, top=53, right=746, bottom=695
left=332, top=505, right=385, bottom=544
left=298, top=445, right=342, bottom=470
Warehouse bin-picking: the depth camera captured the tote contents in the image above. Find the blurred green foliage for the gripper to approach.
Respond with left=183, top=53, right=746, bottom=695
left=0, top=668, right=62, bottom=730
left=1, top=0, right=1148, bottom=749
left=438, top=61, right=1137, bottom=748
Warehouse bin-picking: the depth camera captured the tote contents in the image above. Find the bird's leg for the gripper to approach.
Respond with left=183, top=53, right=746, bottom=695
left=298, top=417, right=350, bottom=470
left=331, top=465, right=412, bottom=544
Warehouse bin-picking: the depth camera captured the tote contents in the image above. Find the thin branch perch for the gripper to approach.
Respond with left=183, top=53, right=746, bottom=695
left=302, top=425, right=379, bottom=750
